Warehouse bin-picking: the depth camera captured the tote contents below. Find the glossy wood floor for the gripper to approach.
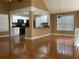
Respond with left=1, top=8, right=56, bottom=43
left=0, top=35, right=78, bottom=59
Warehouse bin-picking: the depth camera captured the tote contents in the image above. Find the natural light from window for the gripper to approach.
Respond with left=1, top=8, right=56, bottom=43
left=57, top=15, right=74, bottom=31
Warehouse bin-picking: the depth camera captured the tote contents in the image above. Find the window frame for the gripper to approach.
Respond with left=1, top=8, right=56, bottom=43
left=57, top=15, right=74, bottom=31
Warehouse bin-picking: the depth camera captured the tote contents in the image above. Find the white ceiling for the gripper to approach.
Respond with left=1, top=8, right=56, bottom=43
left=43, top=0, right=79, bottom=13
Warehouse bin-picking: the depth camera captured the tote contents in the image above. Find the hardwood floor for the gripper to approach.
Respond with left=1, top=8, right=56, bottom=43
left=0, top=35, right=78, bottom=59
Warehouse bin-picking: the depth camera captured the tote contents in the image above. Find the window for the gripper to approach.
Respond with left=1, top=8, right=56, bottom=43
left=35, top=15, right=50, bottom=28
left=57, top=15, right=74, bottom=31
left=0, top=14, right=9, bottom=32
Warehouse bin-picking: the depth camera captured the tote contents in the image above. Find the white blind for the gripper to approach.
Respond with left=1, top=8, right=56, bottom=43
left=57, top=15, right=74, bottom=31
left=0, top=14, right=9, bottom=32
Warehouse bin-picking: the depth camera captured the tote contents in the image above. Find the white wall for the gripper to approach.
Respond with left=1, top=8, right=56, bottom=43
left=75, top=28, right=79, bottom=47
left=44, top=0, right=79, bottom=13
left=0, top=14, right=9, bottom=32
left=12, top=15, right=29, bottom=23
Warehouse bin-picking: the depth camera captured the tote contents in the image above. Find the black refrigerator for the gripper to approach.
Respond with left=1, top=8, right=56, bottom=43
left=17, top=19, right=25, bottom=35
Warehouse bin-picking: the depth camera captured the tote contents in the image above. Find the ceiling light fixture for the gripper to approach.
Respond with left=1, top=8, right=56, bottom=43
left=58, top=0, right=63, bottom=19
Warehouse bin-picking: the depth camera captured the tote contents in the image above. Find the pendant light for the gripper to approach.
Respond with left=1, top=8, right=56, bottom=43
left=58, top=0, right=63, bottom=19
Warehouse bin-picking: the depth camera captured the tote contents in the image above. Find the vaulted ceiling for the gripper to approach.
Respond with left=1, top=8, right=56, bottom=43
left=43, top=0, right=79, bottom=13
left=1, top=0, right=79, bottom=14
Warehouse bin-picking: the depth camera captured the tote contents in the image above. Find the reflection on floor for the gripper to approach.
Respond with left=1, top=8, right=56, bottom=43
left=0, top=35, right=79, bottom=59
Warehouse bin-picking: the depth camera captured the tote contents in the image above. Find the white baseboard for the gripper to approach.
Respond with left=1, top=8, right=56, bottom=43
left=52, top=33, right=74, bottom=36
left=0, top=33, right=73, bottom=39
left=25, top=34, right=52, bottom=40
left=0, top=35, right=10, bottom=38
left=25, top=33, right=74, bottom=40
